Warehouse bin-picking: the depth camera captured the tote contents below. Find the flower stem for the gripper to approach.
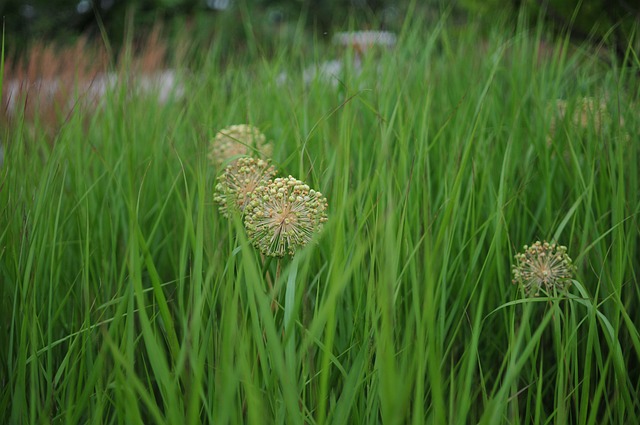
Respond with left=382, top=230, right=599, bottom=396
left=284, top=255, right=299, bottom=374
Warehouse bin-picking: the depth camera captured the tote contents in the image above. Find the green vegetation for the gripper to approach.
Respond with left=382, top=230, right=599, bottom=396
left=1, top=12, right=639, bottom=424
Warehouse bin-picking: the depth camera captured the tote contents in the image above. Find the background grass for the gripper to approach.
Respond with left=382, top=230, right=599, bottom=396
left=1, top=11, right=639, bottom=424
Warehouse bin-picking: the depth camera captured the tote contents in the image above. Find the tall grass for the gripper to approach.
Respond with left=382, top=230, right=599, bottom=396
left=1, top=12, right=639, bottom=424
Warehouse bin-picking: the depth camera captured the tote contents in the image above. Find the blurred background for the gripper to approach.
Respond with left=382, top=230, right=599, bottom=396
left=1, top=0, right=638, bottom=59
left=0, top=0, right=638, bottom=133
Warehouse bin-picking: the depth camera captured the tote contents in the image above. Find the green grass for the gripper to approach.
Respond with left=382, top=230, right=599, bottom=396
left=1, top=12, right=640, bottom=424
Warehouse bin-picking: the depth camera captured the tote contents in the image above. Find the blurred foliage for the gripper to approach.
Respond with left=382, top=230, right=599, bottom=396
left=526, top=0, right=639, bottom=55
left=0, top=0, right=638, bottom=65
left=0, top=0, right=403, bottom=55
left=460, top=0, right=639, bottom=60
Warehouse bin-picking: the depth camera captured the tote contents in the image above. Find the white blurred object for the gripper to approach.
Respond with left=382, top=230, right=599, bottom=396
left=73, top=72, right=118, bottom=110
left=90, top=72, right=119, bottom=99
left=332, top=31, right=397, bottom=52
left=277, top=31, right=396, bottom=87
left=4, top=69, right=185, bottom=117
left=5, top=80, right=21, bottom=114
left=207, top=0, right=230, bottom=10
left=137, top=70, right=185, bottom=104
left=303, top=60, right=345, bottom=86
left=276, top=71, right=289, bottom=87
left=4, top=78, right=61, bottom=116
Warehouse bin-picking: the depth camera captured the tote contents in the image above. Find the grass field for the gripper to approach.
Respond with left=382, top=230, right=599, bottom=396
left=1, top=11, right=639, bottom=424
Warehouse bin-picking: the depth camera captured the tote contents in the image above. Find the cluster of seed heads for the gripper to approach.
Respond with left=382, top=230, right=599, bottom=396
left=208, top=124, right=273, bottom=167
left=211, top=125, right=328, bottom=257
left=512, top=241, right=575, bottom=296
left=213, top=157, right=277, bottom=218
left=244, top=176, right=328, bottom=257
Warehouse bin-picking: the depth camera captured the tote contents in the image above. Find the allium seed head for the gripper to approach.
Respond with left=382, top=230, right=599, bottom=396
left=213, top=157, right=277, bottom=218
left=512, top=241, right=575, bottom=296
left=547, top=97, right=623, bottom=141
left=208, top=124, right=273, bottom=167
left=244, top=176, right=328, bottom=257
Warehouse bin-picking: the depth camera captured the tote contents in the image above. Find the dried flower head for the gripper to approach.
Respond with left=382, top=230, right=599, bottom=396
left=244, top=176, right=328, bottom=257
left=547, top=97, right=624, bottom=141
left=208, top=124, right=273, bottom=167
left=214, top=157, right=277, bottom=218
left=512, top=241, right=575, bottom=296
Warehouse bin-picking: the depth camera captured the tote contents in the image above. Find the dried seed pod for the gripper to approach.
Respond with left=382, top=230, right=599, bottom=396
left=244, top=176, right=328, bottom=257
left=512, top=241, right=575, bottom=296
left=208, top=124, right=273, bottom=167
left=214, top=157, right=277, bottom=218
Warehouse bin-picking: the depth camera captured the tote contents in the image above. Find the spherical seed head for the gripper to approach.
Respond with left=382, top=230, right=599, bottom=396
left=244, top=176, right=328, bottom=257
left=208, top=124, right=274, bottom=167
left=548, top=97, right=620, bottom=141
left=213, top=157, right=277, bottom=218
left=574, top=97, right=609, bottom=132
left=512, top=241, right=576, bottom=297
